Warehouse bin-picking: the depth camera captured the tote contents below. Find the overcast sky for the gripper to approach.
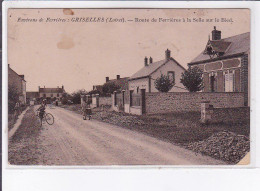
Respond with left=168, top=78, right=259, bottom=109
left=8, top=9, right=250, bottom=93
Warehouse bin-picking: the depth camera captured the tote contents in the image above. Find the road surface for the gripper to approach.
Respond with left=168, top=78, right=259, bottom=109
left=36, top=106, right=226, bottom=165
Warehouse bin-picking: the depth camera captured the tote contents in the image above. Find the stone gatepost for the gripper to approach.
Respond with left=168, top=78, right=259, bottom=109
left=201, top=101, right=214, bottom=124
left=80, top=94, right=85, bottom=107
left=95, top=94, right=99, bottom=107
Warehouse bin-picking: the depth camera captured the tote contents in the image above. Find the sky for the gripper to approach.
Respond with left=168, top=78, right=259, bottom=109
left=8, top=9, right=250, bottom=93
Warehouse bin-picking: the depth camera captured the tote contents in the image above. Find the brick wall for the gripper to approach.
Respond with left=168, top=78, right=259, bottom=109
left=146, top=92, right=245, bottom=114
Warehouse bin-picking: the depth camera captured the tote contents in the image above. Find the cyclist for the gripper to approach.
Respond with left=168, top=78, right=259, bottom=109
left=37, top=102, right=46, bottom=124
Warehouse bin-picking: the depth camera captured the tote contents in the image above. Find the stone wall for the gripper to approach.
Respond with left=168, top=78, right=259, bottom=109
left=146, top=92, right=245, bottom=114
left=99, top=96, right=112, bottom=106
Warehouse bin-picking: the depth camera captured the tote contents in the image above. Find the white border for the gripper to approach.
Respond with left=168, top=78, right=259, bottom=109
left=2, top=1, right=260, bottom=191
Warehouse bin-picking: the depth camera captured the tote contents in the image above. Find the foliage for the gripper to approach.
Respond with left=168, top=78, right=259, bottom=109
left=88, top=89, right=101, bottom=96
left=102, top=82, right=120, bottom=94
left=71, top=89, right=88, bottom=104
left=154, top=74, right=175, bottom=92
left=8, top=85, right=20, bottom=114
left=180, top=66, right=204, bottom=92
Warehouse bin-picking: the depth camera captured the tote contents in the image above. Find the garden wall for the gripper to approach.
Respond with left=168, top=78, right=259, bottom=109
left=145, top=92, right=245, bottom=114
left=99, top=96, right=112, bottom=106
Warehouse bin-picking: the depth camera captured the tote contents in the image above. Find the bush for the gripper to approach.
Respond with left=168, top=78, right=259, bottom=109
left=71, top=89, right=88, bottom=104
left=102, top=82, right=120, bottom=94
left=180, top=66, right=204, bottom=92
left=154, top=74, right=175, bottom=92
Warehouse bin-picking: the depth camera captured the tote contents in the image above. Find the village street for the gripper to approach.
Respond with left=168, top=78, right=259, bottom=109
left=8, top=105, right=226, bottom=165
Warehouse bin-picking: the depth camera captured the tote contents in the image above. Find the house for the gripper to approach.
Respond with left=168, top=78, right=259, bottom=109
left=188, top=26, right=250, bottom=106
left=38, top=85, right=65, bottom=101
left=8, top=64, right=26, bottom=104
left=128, top=49, right=187, bottom=93
left=93, top=75, right=129, bottom=95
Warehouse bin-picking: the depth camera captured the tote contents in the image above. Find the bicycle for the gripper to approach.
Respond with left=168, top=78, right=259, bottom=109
left=36, top=110, right=55, bottom=127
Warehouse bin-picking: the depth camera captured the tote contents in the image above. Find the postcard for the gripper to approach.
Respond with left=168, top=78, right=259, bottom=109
left=5, top=8, right=250, bottom=166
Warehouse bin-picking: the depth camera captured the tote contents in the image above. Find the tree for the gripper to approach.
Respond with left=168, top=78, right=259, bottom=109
left=8, top=85, right=20, bottom=114
left=71, top=89, right=88, bottom=104
left=180, top=66, right=204, bottom=92
left=102, top=82, right=120, bottom=95
left=154, top=74, right=175, bottom=92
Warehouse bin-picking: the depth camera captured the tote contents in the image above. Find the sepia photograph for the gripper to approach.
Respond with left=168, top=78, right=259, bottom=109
left=7, top=8, right=250, bottom=166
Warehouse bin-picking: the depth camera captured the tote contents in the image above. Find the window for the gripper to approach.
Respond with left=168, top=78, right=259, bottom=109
left=167, top=71, right=175, bottom=82
left=51, top=94, right=53, bottom=97
left=43, top=94, right=46, bottom=98
left=209, top=72, right=217, bottom=92
left=57, top=93, right=60, bottom=97
left=224, top=70, right=234, bottom=92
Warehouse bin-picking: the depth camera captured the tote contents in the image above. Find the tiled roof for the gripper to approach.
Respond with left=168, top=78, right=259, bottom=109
left=130, top=59, right=167, bottom=80
left=39, top=88, right=64, bottom=93
left=130, top=58, right=185, bottom=80
left=207, top=41, right=232, bottom=53
left=190, top=32, right=250, bottom=64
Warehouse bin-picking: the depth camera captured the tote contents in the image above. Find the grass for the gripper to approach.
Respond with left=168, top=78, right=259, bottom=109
left=8, top=106, right=43, bottom=165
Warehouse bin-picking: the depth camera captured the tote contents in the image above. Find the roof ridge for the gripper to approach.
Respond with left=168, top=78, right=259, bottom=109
left=221, top=31, right=250, bottom=41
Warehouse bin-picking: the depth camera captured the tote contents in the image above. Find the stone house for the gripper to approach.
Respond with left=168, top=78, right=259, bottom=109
left=188, top=27, right=250, bottom=106
left=38, top=85, right=65, bottom=101
left=128, top=49, right=187, bottom=93
left=8, top=64, right=26, bottom=104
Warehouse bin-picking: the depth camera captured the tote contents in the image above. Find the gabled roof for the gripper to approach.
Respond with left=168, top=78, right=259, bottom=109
left=190, top=32, right=250, bottom=65
left=39, top=88, right=64, bottom=93
left=204, top=40, right=232, bottom=54
left=129, top=58, right=185, bottom=80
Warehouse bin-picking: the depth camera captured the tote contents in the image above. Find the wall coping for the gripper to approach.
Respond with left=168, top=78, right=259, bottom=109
left=146, top=92, right=245, bottom=95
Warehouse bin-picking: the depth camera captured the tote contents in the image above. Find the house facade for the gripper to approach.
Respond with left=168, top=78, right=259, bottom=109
left=128, top=49, right=187, bottom=93
left=188, top=27, right=250, bottom=106
left=8, top=64, right=26, bottom=104
left=38, top=86, right=65, bottom=101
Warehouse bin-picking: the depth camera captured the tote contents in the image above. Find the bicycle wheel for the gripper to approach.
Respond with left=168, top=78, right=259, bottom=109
left=45, top=113, right=54, bottom=125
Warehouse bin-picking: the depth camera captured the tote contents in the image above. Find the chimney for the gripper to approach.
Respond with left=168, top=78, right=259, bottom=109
left=57, top=86, right=59, bottom=88
left=106, top=77, right=109, bottom=82
left=212, top=26, right=221, bottom=40
left=38, top=86, right=40, bottom=91
left=144, top=57, right=148, bottom=66
left=62, top=85, right=64, bottom=90
left=149, top=57, right=153, bottom=64
left=93, top=85, right=95, bottom=90
left=44, top=86, right=45, bottom=88
left=165, top=49, right=171, bottom=60
left=117, top=75, right=120, bottom=80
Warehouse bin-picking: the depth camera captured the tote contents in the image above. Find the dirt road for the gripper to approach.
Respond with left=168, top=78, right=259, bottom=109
left=31, top=106, right=226, bottom=165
